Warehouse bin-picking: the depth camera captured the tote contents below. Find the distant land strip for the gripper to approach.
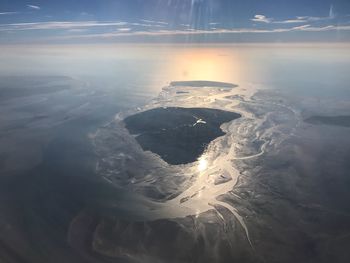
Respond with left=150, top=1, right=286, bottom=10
left=170, top=80, right=237, bottom=88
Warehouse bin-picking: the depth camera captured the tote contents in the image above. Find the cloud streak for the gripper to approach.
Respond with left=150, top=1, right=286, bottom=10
left=251, top=10, right=336, bottom=25
left=251, top=15, right=272, bottom=23
left=0, top=12, right=19, bottom=15
left=53, top=24, right=350, bottom=41
left=251, top=14, right=309, bottom=24
left=1, top=11, right=350, bottom=44
left=117, top=28, right=131, bottom=32
left=2, top=18, right=350, bottom=37
left=140, top=19, right=168, bottom=25
left=27, top=5, right=41, bottom=10
left=0, top=21, right=168, bottom=31
left=0, top=21, right=129, bottom=31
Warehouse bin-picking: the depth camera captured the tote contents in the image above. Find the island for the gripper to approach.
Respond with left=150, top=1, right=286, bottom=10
left=124, top=107, right=241, bottom=165
left=170, top=80, right=237, bottom=88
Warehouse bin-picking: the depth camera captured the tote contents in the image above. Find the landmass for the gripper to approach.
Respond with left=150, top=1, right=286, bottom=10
left=124, top=107, right=241, bottom=165
left=170, top=80, right=237, bottom=88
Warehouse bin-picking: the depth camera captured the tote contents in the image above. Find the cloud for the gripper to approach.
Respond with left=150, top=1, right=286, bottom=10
left=2, top=17, right=350, bottom=42
left=291, top=6, right=337, bottom=23
left=0, top=21, right=129, bottom=31
left=291, top=24, right=312, bottom=30
left=117, top=28, right=131, bottom=32
left=252, top=9, right=337, bottom=25
left=27, top=5, right=41, bottom=10
left=251, top=15, right=272, bottom=23
left=140, top=19, right=168, bottom=25
left=281, top=7, right=336, bottom=23
left=130, top=22, right=166, bottom=28
left=273, top=18, right=307, bottom=24
left=296, top=16, right=330, bottom=22
left=53, top=24, right=350, bottom=41
left=291, top=24, right=346, bottom=32
left=251, top=14, right=307, bottom=24
left=0, top=12, right=19, bottom=15
left=0, top=20, right=169, bottom=32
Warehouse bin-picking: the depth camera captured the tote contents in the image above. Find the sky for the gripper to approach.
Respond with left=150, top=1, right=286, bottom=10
left=0, top=0, right=350, bottom=43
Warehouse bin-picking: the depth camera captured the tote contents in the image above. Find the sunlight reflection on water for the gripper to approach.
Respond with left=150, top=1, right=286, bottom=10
left=197, top=156, right=208, bottom=172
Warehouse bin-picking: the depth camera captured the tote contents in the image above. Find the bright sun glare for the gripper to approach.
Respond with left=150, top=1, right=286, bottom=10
left=197, top=157, right=208, bottom=172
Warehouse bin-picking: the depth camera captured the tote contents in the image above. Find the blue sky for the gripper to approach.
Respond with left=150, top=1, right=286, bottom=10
left=1, top=0, right=350, bottom=43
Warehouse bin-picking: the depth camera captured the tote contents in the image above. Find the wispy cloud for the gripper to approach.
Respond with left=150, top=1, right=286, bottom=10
left=2, top=14, right=350, bottom=43
left=27, top=5, right=41, bottom=10
left=0, top=12, right=19, bottom=15
left=291, top=24, right=312, bottom=30
left=130, top=22, right=166, bottom=28
left=0, top=21, right=128, bottom=31
left=0, top=20, right=168, bottom=32
left=251, top=15, right=272, bottom=23
left=291, top=24, right=344, bottom=32
left=251, top=14, right=306, bottom=24
left=296, top=16, right=332, bottom=22
left=252, top=15, right=312, bottom=24
left=252, top=7, right=337, bottom=25
left=54, top=24, right=350, bottom=41
left=117, top=28, right=131, bottom=32
left=140, top=19, right=168, bottom=25
left=273, top=18, right=307, bottom=24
